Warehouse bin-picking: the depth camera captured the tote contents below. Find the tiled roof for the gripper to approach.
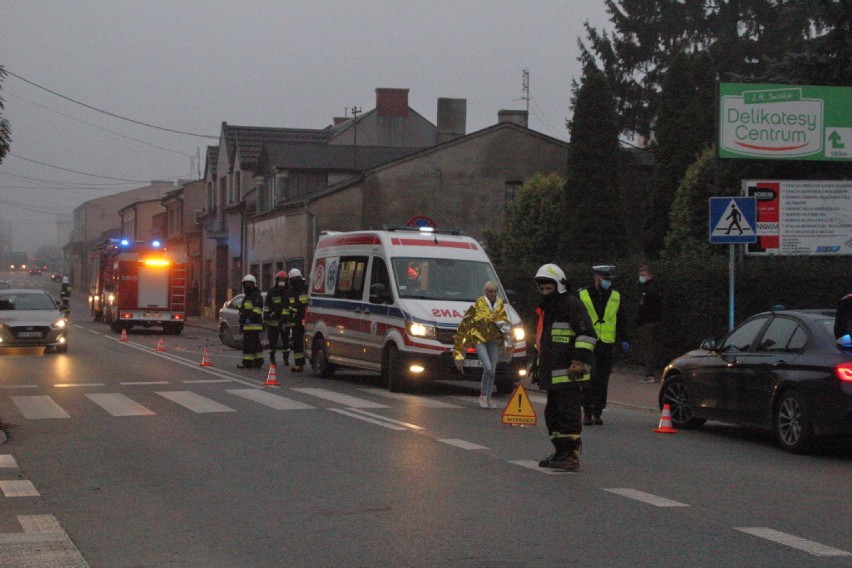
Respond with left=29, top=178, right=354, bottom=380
left=222, top=124, right=333, bottom=170
left=257, top=142, right=424, bottom=175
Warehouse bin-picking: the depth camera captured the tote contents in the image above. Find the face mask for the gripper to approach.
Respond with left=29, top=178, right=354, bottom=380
left=639, top=276, right=647, bottom=284
left=600, top=279, right=611, bottom=290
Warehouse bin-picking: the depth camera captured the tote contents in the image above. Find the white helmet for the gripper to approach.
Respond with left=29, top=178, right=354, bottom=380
left=61, top=276, right=69, bottom=284
left=241, top=274, right=257, bottom=284
left=535, top=263, right=568, bottom=294
left=288, top=268, right=302, bottom=279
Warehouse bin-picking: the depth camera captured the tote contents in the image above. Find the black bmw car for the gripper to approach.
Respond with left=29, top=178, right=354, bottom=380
left=659, top=310, right=852, bottom=453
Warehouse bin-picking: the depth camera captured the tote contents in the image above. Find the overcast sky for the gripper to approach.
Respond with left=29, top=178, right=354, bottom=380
left=0, top=0, right=610, bottom=255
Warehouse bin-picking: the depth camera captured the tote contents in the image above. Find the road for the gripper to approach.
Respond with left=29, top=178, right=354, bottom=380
left=0, top=273, right=850, bottom=567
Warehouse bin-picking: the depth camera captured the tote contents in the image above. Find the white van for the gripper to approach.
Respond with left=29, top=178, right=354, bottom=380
left=305, top=228, right=528, bottom=392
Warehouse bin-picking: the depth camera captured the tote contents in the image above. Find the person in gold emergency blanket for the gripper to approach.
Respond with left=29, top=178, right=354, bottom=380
left=453, top=281, right=513, bottom=409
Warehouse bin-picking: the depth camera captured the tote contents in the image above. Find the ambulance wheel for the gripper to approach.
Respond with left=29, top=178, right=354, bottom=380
left=312, top=337, right=335, bottom=379
left=382, top=345, right=406, bottom=392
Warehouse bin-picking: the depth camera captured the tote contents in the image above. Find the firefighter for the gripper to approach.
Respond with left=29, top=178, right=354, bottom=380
left=533, top=264, right=597, bottom=471
left=237, top=274, right=265, bottom=369
left=579, top=265, right=629, bottom=426
left=59, top=276, right=72, bottom=316
left=286, top=268, right=309, bottom=372
left=263, top=270, right=291, bottom=367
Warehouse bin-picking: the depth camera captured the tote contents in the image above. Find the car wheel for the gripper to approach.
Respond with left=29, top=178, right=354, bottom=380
left=659, top=375, right=706, bottom=429
left=775, top=389, right=815, bottom=454
left=382, top=344, right=406, bottom=392
left=312, top=336, right=335, bottom=379
left=219, top=323, right=235, bottom=348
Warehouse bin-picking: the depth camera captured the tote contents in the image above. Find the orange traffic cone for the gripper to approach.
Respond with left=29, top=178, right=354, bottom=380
left=199, top=347, right=213, bottom=367
left=155, top=337, right=166, bottom=352
left=119, top=328, right=128, bottom=342
left=654, top=404, right=678, bottom=434
left=264, top=364, right=280, bottom=387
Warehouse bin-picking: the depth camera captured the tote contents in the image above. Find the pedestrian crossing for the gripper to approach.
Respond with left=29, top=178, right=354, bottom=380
left=3, top=383, right=479, bottom=421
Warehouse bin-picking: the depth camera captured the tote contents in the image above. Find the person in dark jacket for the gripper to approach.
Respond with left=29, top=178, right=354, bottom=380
left=59, top=276, right=72, bottom=316
left=237, top=274, right=265, bottom=369
left=286, top=268, right=309, bottom=372
left=836, top=293, right=852, bottom=340
left=636, top=265, right=663, bottom=383
left=263, top=271, right=291, bottom=368
left=533, top=263, right=597, bottom=471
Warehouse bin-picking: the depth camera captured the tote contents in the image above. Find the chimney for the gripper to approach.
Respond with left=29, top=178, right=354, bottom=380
left=376, top=88, right=410, bottom=117
left=437, top=98, right=467, bottom=144
left=333, top=117, right=349, bottom=126
left=498, top=110, right=528, bottom=128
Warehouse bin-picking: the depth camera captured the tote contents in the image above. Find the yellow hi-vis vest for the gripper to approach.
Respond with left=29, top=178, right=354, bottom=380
left=579, top=288, right=620, bottom=344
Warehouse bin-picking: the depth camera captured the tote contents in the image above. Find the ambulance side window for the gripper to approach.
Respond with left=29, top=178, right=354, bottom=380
left=334, top=256, right=368, bottom=301
left=369, top=257, right=392, bottom=304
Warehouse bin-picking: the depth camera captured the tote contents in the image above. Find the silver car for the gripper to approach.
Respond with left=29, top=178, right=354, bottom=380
left=0, top=289, right=69, bottom=352
left=218, top=292, right=267, bottom=349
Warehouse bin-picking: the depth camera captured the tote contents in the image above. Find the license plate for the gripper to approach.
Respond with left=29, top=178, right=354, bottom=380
left=463, top=359, right=482, bottom=368
left=17, top=332, right=42, bottom=338
left=144, top=311, right=161, bottom=318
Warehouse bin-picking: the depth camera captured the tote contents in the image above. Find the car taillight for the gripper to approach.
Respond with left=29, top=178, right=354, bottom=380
left=836, top=362, right=852, bottom=382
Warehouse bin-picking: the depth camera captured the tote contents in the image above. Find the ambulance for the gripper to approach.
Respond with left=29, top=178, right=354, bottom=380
left=305, top=227, right=528, bottom=392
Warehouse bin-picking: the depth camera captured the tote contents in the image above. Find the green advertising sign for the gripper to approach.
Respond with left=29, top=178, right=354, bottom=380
left=718, top=83, right=852, bottom=161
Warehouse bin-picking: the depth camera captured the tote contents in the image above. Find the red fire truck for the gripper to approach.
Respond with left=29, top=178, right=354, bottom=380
left=89, top=239, right=187, bottom=334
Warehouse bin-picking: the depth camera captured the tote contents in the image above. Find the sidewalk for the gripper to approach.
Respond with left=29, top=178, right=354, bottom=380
left=184, top=317, right=661, bottom=413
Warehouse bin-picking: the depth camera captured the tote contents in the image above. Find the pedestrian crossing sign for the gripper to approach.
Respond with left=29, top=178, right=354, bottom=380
left=709, top=197, right=757, bottom=244
left=501, top=384, right=537, bottom=426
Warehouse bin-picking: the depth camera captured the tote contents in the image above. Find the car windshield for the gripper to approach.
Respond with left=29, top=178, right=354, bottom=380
left=391, top=257, right=501, bottom=302
left=0, top=292, right=57, bottom=311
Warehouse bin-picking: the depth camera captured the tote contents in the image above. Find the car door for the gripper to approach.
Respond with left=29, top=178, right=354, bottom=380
left=363, top=256, right=394, bottom=366
left=329, top=256, right=369, bottom=363
left=690, top=316, right=770, bottom=422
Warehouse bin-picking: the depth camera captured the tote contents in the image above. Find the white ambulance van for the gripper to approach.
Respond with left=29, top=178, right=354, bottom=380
left=305, top=228, right=528, bottom=392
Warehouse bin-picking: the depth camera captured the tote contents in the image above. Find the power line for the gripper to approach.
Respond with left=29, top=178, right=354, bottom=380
left=5, top=68, right=217, bottom=139
left=7, top=152, right=150, bottom=182
left=0, top=170, right=140, bottom=186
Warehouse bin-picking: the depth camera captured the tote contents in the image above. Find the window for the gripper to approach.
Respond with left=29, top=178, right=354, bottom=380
left=391, top=257, right=500, bottom=302
left=720, top=317, right=769, bottom=352
left=334, top=256, right=368, bottom=300
left=758, top=317, right=804, bottom=352
left=504, top=180, right=522, bottom=206
left=369, top=257, right=391, bottom=303
left=275, top=173, right=289, bottom=202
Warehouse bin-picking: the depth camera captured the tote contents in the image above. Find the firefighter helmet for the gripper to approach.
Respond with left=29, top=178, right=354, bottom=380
left=288, top=268, right=303, bottom=279
left=61, top=276, right=69, bottom=284
left=241, top=274, right=257, bottom=285
left=534, top=263, right=567, bottom=294
left=275, top=270, right=288, bottom=281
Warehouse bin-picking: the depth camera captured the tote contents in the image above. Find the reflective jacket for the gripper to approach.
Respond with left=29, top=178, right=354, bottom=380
left=579, top=286, right=623, bottom=344
left=452, top=296, right=509, bottom=360
left=60, top=283, right=72, bottom=301
left=535, top=292, right=596, bottom=390
left=287, top=280, right=309, bottom=329
left=263, top=283, right=290, bottom=326
left=239, top=287, right=264, bottom=332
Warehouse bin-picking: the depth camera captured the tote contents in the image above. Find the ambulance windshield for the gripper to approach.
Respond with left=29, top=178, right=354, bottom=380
left=392, top=257, right=501, bottom=302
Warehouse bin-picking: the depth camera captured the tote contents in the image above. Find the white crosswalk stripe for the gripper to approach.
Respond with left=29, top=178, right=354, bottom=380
left=226, top=389, right=314, bottom=410
left=155, top=391, right=236, bottom=413
left=85, top=393, right=155, bottom=417
left=291, top=387, right=390, bottom=408
left=11, top=396, right=71, bottom=419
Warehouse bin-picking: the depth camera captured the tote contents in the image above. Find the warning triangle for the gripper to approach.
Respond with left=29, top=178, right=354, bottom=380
left=501, top=384, right=537, bottom=426
left=711, top=199, right=755, bottom=237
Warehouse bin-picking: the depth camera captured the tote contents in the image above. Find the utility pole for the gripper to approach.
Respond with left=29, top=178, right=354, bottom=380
left=351, top=106, right=362, bottom=169
left=522, top=69, right=530, bottom=115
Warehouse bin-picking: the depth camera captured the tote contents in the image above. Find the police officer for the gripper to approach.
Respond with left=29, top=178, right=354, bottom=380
left=59, top=276, right=72, bottom=316
left=287, top=268, right=309, bottom=372
left=263, top=271, right=291, bottom=368
left=579, top=265, right=629, bottom=425
left=237, top=274, right=264, bottom=369
left=533, top=264, right=597, bottom=471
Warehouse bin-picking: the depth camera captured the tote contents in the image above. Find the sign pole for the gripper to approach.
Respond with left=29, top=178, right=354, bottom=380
left=729, top=244, right=735, bottom=331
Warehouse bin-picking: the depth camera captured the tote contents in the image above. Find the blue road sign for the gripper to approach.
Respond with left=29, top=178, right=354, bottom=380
left=709, top=197, right=757, bottom=244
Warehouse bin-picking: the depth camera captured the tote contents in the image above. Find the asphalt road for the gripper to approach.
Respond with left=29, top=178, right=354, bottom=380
left=0, top=275, right=850, bottom=567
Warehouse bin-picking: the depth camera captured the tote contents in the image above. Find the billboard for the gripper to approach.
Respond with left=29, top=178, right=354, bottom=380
left=744, top=180, right=852, bottom=256
left=719, top=83, right=851, bottom=161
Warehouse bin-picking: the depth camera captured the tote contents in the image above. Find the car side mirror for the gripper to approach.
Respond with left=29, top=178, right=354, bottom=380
left=701, top=338, right=717, bottom=351
left=505, top=289, right=518, bottom=306
left=369, top=283, right=392, bottom=304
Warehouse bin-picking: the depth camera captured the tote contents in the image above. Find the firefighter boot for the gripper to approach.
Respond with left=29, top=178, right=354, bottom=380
left=539, top=435, right=562, bottom=467
left=548, top=438, right=580, bottom=471
left=583, top=408, right=594, bottom=426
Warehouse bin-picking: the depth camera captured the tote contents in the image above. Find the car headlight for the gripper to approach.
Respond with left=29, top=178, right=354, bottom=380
left=52, top=318, right=66, bottom=329
left=512, top=326, right=525, bottom=341
left=407, top=321, right=436, bottom=339
left=108, top=294, right=115, bottom=303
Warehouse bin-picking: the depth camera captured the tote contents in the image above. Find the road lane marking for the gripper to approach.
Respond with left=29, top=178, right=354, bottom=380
left=330, top=408, right=407, bottom=430
left=120, top=381, right=170, bottom=386
left=603, top=488, right=689, bottom=507
left=439, top=439, right=488, bottom=450
left=0, top=455, right=18, bottom=468
left=85, top=393, right=155, bottom=417
left=11, top=396, right=71, bottom=419
left=155, top=391, right=236, bottom=413
left=291, top=388, right=389, bottom=409
left=226, top=389, right=314, bottom=410
left=0, top=385, right=39, bottom=390
left=735, top=527, right=852, bottom=557
left=358, top=389, right=463, bottom=408
left=0, top=515, right=90, bottom=567
left=344, top=408, right=423, bottom=430
left=183, top=379, right=233, bottom=384
left=509, top=460, right=576, bottom=474
left=55, top=383, right=105, bottom=388
left=0, top=480, right=39, bottom=497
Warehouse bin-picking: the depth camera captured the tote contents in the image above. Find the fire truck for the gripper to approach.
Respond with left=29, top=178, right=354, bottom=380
left=89, top=239, right=187, bottom=334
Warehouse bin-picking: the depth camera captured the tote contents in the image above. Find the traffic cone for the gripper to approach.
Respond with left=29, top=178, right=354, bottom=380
left=155, top=337, right=166, bottom=352
left=264, top=364, right=280, bottom=387
left=653, top=404, right=678, bottom=434
left=119, top=328, right=128, bottom=342
left=199, top=347, right=213, bottom=367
